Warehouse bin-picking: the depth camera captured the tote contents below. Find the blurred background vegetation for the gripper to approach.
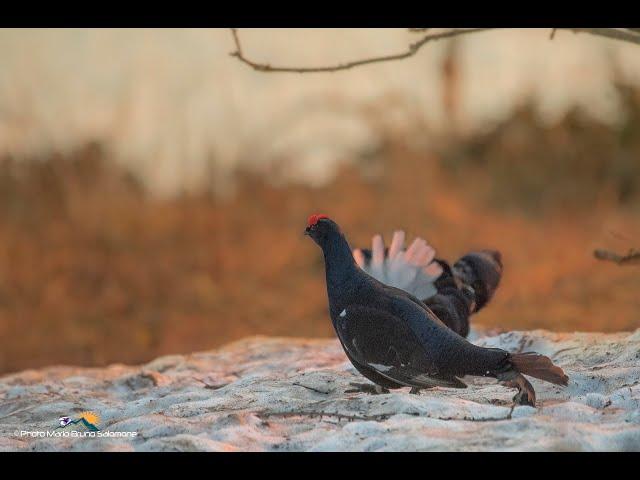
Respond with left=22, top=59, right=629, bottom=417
left=0, top=29, right=639, bottom=374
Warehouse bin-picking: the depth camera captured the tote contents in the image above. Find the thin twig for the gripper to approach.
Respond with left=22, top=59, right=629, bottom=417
left=229, top=28, right=640, bottom=74
left=566, top=28, right=640, bottom=45
left=594, top=248, right=640, bottom=266
left=257, top=410, right=392, bottom=422
left=229, top=28, right=492, bottom=73
left=291, top=382, right=332, bottom=395
left=257, top=409, right=513, bottom=423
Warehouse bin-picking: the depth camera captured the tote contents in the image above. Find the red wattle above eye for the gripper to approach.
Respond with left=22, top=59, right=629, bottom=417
left=307, top=214, right=329, bottom=227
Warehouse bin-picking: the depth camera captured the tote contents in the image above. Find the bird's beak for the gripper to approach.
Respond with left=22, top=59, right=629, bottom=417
left=303, top=228, right=310, bottom=236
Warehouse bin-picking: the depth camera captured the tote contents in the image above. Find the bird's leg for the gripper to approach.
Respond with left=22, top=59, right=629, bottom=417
left=345, top=382, right=389, bottom=395
left=497, top=371, right=536, bottom=408
left=512, top=377, right=535, bottom=407
left=511, top=389, right=528, bottom=408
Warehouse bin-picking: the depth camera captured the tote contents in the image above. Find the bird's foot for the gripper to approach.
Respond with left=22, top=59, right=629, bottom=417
left=345, top=382, right=389, bottom=395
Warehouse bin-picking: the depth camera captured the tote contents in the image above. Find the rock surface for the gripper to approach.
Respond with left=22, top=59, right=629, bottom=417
left=1, top=328, right=640, bottom=451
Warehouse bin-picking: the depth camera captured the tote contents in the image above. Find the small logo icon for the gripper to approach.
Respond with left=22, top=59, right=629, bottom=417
left=58, top=416, right=72, bottom=427
left=56, top=412, right=101, bottom=432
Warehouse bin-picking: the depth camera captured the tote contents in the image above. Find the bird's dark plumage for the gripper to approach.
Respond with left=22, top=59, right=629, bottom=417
left=305, top=215, right=568, bottom=406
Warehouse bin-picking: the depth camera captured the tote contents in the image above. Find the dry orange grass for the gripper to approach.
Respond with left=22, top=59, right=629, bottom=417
left=0, top=117, right=639, bottom=374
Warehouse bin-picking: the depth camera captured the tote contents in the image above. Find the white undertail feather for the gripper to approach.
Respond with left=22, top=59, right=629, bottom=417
left=353, top=230, right=443, bottom=300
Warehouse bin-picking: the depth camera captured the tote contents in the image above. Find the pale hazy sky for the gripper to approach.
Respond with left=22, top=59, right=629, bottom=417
left=0, top=28, right=638, bottom=194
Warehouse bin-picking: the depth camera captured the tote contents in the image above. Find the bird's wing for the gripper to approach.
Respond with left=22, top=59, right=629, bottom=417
left=377, top=280, right=451, bottom=330
left=336, top=303, right=467, bottom=389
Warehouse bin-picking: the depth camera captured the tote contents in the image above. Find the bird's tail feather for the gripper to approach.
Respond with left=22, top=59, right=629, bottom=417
left=353, top=230, right=443, bottom=300
left=510, top=352, right=569, bottom=386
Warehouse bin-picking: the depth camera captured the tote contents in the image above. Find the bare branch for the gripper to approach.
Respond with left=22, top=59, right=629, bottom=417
left=594, top=248, right=640, bottom=266
left=565, top=28, right=640, bottom=45
left=229, top=28, right=492, bottom=73
left=229, top=28, right=640, bottom=74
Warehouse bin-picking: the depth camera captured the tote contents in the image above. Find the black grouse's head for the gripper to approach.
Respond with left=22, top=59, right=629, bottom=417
left=305, top=214, right=339, bottom=247
left=453, top=250, right=503, bottom=312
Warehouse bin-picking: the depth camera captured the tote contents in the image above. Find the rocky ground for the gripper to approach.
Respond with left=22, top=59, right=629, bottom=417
left=1, top=328, right=640, bottom=451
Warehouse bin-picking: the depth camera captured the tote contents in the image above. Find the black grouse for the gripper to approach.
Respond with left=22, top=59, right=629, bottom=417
left=305, top=214, right=569, bottom=406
